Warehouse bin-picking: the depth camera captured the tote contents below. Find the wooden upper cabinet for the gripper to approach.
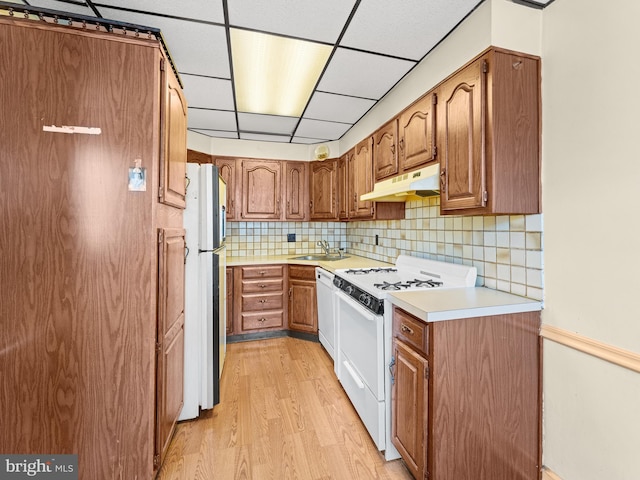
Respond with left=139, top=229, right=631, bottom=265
left=309, top=159, right=338, bottom=220
left=337, top=153, right=349, bottom=220
left=438, top=48, right=541, bottom=215
left=240, top=159, right=282, bottom=220
left=438, top=56, right=485, bottom=212
left=349, top=138, right=374, bottom=219
left=284, top=161, right=309, bottom=221
left=159, top=63, right=187, bottom=209
left=215, top=157, right=239, bottom=220
left=398, top=92, right=437, bottom=172
left=373, top=118, right=399, bottom=181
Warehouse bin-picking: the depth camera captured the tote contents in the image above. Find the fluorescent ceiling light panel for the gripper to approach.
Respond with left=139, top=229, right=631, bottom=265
left=231, top=28, right=332, bottom=117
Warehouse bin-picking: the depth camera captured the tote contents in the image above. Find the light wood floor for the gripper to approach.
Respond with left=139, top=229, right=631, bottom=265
left=157, top=336, right=412, bottom=480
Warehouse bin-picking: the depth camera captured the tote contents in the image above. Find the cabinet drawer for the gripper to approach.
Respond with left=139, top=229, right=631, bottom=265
left=241, top=311, right=284, bottom=330
left=242, top=278, right=283, bottom=293
left=241, top=265, right=284, bottom=279
left=393, top=307, right=428, bottom=356
left=289, top=265, right=316, bottom=280
left=242, top=293, right=284, bottom=312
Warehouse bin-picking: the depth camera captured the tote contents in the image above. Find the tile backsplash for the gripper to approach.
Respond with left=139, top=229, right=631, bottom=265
left=226, top=196, right=543, bottom=300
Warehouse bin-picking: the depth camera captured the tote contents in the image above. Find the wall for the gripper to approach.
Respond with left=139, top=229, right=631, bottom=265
left=540, top=0, right=640, bottom=478
left=347, top=197, right=543, bottom=299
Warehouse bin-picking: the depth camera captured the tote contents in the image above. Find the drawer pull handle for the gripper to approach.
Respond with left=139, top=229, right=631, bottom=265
left=258, top=317, right=266, bottom=322
left=260, top=284, right=267, bottom=288
left=260, top=271, right=266, bottom=275
left=259, top=299, right=267, bottom=304
left=401, top=324, right=414, bottom=335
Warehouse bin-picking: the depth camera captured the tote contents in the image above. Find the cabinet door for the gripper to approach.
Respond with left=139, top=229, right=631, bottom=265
left=392, top=338, right=428, bottom=480
left=399, top=93, right=437, bottom=172
left=156, top=228, right=186, bottom=469
left=349, top=138, right=374, bottom=219
left=288, top=279, right=318, bottom=333
left=284, top=161, right=309, bottom=221
left=337, top=153, right=349, bottom=220
left=226, top=267, right=233, bottom=335
left=438, top=57, right=486, bottom=212
left=373, top=118, right=399, bottom=181
left=240, top=159, right=282, bottom=220
left=309, top=159, right=338, bottom=220
left=215, top=157, right=239, bottom=220
left=159, top=64, right=187, bottom=209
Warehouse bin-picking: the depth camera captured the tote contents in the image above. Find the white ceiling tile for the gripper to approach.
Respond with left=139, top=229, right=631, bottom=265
left=305, top=92, right=375, bottom=123
left=189, top=129, right=238, bottom=139
left=27, top=0, right=95, bottom=16
left=94, top=0, right=224, bottom=23
left=342, top=0, right=480, bottom=60
left=240, top=133, right=292, bottom=142
left=181, top=75, right=234, bottom=110
left=227, top=0, right=357, bottom=43
left=318, top=48, right=415, bottom=99
left=99, top=8, right=230, bottom=78
left=295, top=119, right=351, bottom=140
left=238, top=113, right=298, bottom=135
left=188, top=109, right=237, bottom=131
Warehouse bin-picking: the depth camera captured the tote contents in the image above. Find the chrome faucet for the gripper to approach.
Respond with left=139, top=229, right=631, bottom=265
left=317, top=240, right=331, bottom=255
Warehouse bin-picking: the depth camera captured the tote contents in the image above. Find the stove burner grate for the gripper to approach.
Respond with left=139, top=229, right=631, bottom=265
left=345, top=267, right=397, bottom=275
left=373, top=281, right=406, bottom=291
left=407, top=279, right=443, bottom=288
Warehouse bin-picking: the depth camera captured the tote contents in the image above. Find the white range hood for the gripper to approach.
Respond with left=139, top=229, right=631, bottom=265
left=360, top=163, right=440, bottom=202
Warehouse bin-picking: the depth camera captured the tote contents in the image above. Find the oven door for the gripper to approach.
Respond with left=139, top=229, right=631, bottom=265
left=335, top=290, right=386, bottom=449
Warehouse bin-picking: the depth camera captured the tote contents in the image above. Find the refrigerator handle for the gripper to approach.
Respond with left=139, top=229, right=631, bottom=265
left=221, top=205, right=226, bottom=244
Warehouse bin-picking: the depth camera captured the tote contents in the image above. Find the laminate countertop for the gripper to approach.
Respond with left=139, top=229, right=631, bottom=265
left=388, top=287, right=542, bottom=322
left=226, top=254, right=392, bottom=273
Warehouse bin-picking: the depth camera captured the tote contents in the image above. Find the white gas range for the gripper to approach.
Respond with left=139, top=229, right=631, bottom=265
left=332, top=255, right=477, bottom=460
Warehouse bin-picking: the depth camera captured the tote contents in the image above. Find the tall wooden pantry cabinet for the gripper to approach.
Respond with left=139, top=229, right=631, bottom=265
left=0, top=16, right=187, bottom=479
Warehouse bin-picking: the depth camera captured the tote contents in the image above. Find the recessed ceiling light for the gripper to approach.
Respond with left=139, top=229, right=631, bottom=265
left=230, top=28, right=332, bottom=117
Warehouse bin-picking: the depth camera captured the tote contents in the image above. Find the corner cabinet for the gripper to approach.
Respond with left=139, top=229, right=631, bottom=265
left=438, top=47, right=541, bottom=215
left=159, top=65, right=187, bottom=209
left=309, top=159, right=338, bottom=220
left=391, top=306, right=541, bottom=480
left=287, top=265, right=318, bottom=333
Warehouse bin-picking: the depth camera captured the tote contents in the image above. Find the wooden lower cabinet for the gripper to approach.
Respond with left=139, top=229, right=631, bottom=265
left=233, top=265, right=286, bottom=334
left=288, top=265, right=318, bottom=333
left=391, top=307, right=541, bottom=480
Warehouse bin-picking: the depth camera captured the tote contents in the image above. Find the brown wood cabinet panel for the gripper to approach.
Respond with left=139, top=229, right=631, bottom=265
left=349, top=138, right=374, bottom=219
left=156, top=228, right=186, bottom=469
left=393, top=307, right=429, bottom=356
left=284, top=161, right=309, bottom=220
left=241, top=293, right=284, bottom=312
left=0, top=19, right=174, bottom=479
left=240, top=159, right=282, bottom=220
left=215, top=157, right=239, bottom=220
left=226, top=267, right=233, bottom=335
left=288, top=265, right=317, bottom=334
left=309, top=159, right=338, bottom=220
left=159, top=64, right=188, bottom=209
left=438, top=47, right=541, bottom=215
left=240, top=311, right=284, bottom=330
left=337, top=153, right=349, bottom=220
left=241, top=278, right=284, bottom=293
left=187, top=149, right=213, bottom=164
left=398, top=92, right=437, bottom=172
left=392, top=338, right=428, bottom=480
left=241, top=265, right=284, bottom=279
left=373, top=119, right=399, bottom=181
left=438, top=56, right=485, bottom=212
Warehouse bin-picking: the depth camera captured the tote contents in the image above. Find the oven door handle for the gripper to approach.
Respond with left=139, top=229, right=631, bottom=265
left=342, top=361, right=365, bottom=389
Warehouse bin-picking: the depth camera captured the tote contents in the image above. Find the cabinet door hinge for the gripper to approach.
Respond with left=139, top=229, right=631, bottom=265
left=482, top=59, right=488, bottom=74
left=158, top=186, right=164, bottom=201
left=153, top=454, right=160, bottom=468
left=425, top=365, right=429, bottom=380
left=432, top=93, right=437, bottom=105
left=156, top=342, right=162, bottom=353
left=158, top=229, right=164, bottom=244
left=483, top=191, right=488, bottom=203
left=432, top=145, right=437, bottom=157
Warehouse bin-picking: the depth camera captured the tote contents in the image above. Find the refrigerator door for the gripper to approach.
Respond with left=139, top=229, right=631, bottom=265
left=199, top=246, right=226, bottom=409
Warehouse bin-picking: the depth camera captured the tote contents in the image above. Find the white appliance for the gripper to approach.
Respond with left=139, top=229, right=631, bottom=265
left=180, top=163, right=227, bottom=421
left=333, top=255, right=477, bottom=460
left=315, top=267, right=336, bottom=360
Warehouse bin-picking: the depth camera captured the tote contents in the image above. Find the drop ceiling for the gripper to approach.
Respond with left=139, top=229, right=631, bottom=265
left=3, top=0, right=494, bottom=144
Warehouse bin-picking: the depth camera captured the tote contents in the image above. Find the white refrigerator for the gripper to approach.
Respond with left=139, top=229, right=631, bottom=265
left=180, top=163, right=227, bottom=420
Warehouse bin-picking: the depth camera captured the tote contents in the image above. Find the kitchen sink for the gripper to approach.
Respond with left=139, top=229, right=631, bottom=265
left=289, top=255, right=350, bottom=261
